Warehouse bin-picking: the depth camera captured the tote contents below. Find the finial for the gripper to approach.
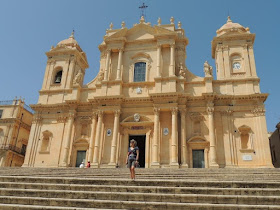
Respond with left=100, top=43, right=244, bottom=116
left=121, top=21, right=125, bottom=29
left=178, top=21, right=182, bottom=29
left=140, top=16, right=145, bottom=23
left=109, top=22, right=113, bottom=30
left=157, top=17, right=161, bottom=26
left=227, top=16, right=232, bottom=23
left=170, top=17, right=174, bottom=24
left=70, top=30, right=75, bottom=38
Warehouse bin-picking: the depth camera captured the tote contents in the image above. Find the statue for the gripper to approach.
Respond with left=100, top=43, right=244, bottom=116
left=179, top=63, right=186, bottom=78
left=97, top=69, right=104, bottom=82
left=204, top=61, right=213, bottom=77
left=73, top=70, right=83, bottom=85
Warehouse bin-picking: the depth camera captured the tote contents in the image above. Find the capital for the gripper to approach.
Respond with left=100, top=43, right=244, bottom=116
left=92, top=112, right=97, bottom=119
left=97, top=110, right=103, bottom=117
left=171, top=107, right=178, bottom=115
left=153, top=107, right=160, bottom=115
left=179, top=108, right=186, bottom=115
left=114, top=110, right=121, bottom=117
left=207, top=106, right=214, bottom=115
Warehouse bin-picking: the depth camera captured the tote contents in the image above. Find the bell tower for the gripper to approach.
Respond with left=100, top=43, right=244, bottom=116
left=39, top=32, right=89, bottom=104
left=212, top=17, right=258, bottom=81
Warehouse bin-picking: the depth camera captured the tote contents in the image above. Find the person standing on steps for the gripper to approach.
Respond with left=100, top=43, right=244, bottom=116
left=126, top=139, right=139, bottom=180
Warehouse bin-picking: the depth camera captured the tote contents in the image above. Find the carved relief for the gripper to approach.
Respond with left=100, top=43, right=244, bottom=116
left=73, top=69, right=83, bottom=85
left=251, top=106, right=266, bottom=116
left=97, top=69, right=105, bottom=82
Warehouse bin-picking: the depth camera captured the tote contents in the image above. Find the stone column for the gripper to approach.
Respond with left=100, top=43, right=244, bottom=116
left=88, top=112, right=97, bottom=164
left=156, top=45, right=161, bottom=77
left=151, top=108, right=160, bottom=167
left=248, top=45, right=257, bottom=77
left=180, top=108, right=188, bottom=167
left=62, top=110, right=75, bottom=167
left=104, top=50, right=111, bottom=81
left=109, top=110, right=121, bottom=166
left=116, top=49, right=123, bottom=80
left=207, top=103, right=219, bottom=168
left=169, top=44, right=175, bottom=76
left=171, top=107, right=179, bottom=167
left=22, top=115, right=41, bottom=167
left=92, top=111, right=103, bottom=167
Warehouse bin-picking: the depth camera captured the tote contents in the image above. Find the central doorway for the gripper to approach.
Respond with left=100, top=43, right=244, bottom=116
left=192, top=149, right=205, bottom=168
left=129, top=135, right=146, bottom=168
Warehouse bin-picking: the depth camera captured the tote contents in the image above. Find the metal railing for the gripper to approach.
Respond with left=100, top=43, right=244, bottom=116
left=0, top=144, right=26, bottom=156
left=24, top=104, right=34, bottom=114
left=0, top=100, right=14, bottom=106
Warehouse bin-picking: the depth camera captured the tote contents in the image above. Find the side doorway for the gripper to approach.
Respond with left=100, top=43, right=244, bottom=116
left=75, top=150, right=86, bottom=167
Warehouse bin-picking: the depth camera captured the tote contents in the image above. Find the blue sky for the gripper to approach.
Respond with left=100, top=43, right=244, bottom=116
left=0, top=0, right=279, bottom=131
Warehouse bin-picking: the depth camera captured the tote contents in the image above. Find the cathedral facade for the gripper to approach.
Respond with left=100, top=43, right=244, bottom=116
left=23, top=16, right=272, bottom=168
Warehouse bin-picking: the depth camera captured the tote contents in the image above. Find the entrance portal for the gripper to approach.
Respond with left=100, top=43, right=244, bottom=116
left=75, top=150, right=86, bottom=167
left=129, top=135, right=146, bottom=168
left=192, top=150, right=205, bottom=168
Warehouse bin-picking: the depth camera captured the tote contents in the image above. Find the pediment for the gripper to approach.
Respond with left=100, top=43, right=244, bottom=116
left=187, top=136, right=208, bottom=143
left=106, top=23, right=176, bottom=42
left=74, top=138, right=89, bottom=144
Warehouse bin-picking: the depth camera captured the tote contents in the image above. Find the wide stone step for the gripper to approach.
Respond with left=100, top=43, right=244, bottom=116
left=1, top=188, right=280, bottom=205
left=0, top=203, right=107, bottom=210
left=1, top=182, right=280, bottom=196
left=0, top=196, right=279, bottom=209
left=0, top=176, right=280, bottom=189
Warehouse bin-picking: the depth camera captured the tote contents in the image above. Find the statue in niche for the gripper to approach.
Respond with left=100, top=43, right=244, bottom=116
left=178, top=63, right=186, bottom=78
left=97, top=69, right=104, bottom=82
left=73, top=69, right=83, bottom=85
left=204, top=61, right=213, bottom=77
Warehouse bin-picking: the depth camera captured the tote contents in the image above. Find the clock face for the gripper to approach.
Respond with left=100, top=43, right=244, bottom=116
left=233, top=62, right=241, bottom=70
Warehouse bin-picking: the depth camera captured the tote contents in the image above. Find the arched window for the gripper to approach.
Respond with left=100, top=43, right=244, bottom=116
left=54, top=70, right=63, bottom=84
left=134, top=62, right=146, bottom=82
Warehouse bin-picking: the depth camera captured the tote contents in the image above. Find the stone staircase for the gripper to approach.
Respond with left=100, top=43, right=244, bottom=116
left=0, top=168, right=279, bottom=209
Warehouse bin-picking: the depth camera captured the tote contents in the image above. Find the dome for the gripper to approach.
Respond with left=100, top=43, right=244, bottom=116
left=57, top=31, right=79, bottom=47
left=216, top=16, right=250, bottom=37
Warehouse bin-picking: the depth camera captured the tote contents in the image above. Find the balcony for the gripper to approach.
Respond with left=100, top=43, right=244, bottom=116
left=0, top=144, right=26, bottom=156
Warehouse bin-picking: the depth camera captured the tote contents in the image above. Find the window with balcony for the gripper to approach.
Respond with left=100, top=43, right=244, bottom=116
left=134, top=62, right=146, bottom=82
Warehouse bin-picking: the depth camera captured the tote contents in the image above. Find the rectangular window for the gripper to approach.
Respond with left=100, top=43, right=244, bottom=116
left=0, top=110, right=3, bottom=118
left=134, top=62, right=146, bottom=82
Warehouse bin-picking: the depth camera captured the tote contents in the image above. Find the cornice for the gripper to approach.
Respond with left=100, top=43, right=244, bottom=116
left=122, top=81, right=154, bottom=87
left=39, top=89, right=73, bottom=94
